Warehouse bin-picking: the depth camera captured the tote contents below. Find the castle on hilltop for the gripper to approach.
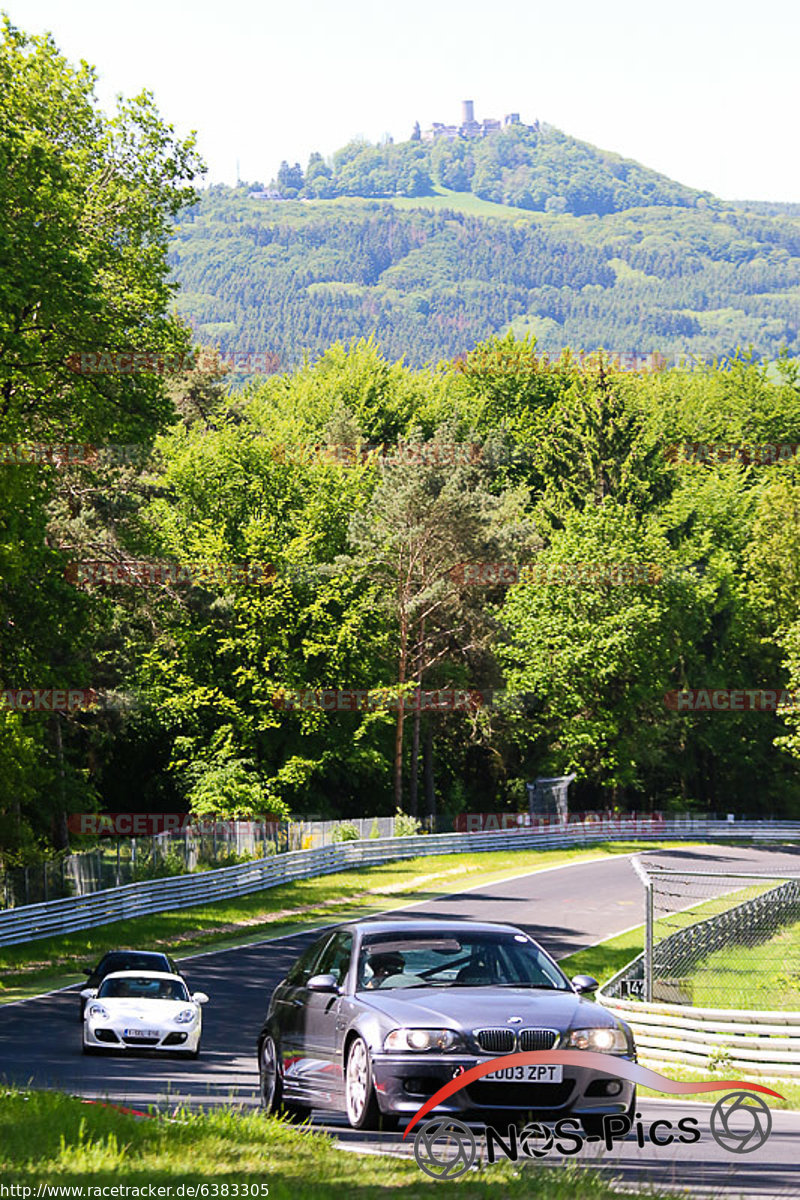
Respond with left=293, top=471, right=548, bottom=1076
left=421, top=100, right=538, bottom=142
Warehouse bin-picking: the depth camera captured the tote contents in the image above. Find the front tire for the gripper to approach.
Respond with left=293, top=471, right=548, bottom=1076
left=344, top=1036, right=381, bottom=1130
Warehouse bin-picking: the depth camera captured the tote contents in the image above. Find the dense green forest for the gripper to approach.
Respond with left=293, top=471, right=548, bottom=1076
left=170, top=181, right=800, bottom=368
left=3, top=20, right=800, bottom=871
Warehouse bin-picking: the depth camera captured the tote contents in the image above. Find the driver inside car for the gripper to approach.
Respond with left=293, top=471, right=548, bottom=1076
left=363, top=950, right=416, bottom=989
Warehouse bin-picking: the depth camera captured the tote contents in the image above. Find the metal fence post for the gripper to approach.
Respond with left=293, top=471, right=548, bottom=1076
left=644, top=877, right=654, bottom=1003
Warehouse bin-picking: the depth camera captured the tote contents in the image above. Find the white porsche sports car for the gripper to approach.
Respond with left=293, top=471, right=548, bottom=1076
left=81, top=970, right=208, bottom=1057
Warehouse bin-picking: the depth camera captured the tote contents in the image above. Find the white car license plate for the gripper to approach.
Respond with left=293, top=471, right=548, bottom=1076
left=124, top=1028, right=160, bottom=1039
left=482, top=1064, right=563, bottom=1083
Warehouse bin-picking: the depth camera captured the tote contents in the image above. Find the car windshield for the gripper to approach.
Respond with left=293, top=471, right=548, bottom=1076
left=99, top=954, right=166, bottom=976
left=357, top=931, right=571, bottom=991
left=98, top=976, right=189, bottom=1002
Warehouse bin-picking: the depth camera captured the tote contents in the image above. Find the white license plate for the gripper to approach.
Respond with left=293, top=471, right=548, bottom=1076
left=482, top=1064, right=563, bottom=1083
left=124, top=1028, right=160, bottom=1039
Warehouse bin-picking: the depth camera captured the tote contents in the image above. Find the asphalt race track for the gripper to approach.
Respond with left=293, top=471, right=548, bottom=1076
left=2, top=842, right=799, bottom=1197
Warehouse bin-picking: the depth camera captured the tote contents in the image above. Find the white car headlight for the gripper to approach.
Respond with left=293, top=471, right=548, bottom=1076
left=384, top=1028, right=461, bottom=1052
left=87, top=1004, right=110, bottom=1020
left=175, top=1007, right=197, bottom=1025
left=567, top=1027, right=628, bottom=1053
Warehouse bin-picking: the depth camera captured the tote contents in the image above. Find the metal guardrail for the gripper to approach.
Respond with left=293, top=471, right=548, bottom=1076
left=599, top=989, right=800, bottom=1079
left=0, top=818, right=798, bottom=948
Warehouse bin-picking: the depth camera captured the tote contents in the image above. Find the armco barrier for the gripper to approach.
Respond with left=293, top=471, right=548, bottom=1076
left=0, top=818, right=798, bottom=948
left=599, top=988, right=800, bottom=1079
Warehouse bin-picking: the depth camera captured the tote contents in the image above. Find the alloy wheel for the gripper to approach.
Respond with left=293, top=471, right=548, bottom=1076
left=345, top=1039, right=369, bottom=1124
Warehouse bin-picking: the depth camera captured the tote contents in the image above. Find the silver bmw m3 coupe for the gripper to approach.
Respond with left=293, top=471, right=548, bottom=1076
left=257, top=918, right=636, bottom=1132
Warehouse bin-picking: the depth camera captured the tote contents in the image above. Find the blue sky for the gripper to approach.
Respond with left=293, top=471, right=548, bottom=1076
left=8, top=0, right=800, bottom=201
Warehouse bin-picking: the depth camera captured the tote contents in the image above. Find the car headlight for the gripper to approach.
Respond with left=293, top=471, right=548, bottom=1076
left=384, top=1028, right=462, bottom=1052
left=87, top=1004, right=109, bottom=1020
left=566, top=1027, right=629, bottom=1053
left=175, top=1007, right=197, bottom=1024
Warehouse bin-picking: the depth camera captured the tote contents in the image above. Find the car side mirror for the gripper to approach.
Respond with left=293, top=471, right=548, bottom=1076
left=82, top=967, right=93, bottom=975
left=192, top=992, right=209, bottom=1004
left=307, top=973, right=339, bottom=993
left=571, top=975, right=599, bottom=994
left=80, top=988, right=97, bottom=999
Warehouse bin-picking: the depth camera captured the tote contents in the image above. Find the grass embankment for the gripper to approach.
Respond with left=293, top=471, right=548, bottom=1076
left=682, top=916, right=800, bottom=1011
left=0, top=1090, right=679, bottom=1198
left=307, top=186, right=549, bottom=222
left=1, top=841, right=664, bottom=1003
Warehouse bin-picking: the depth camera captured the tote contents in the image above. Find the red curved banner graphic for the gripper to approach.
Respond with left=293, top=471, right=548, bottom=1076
left=401, top=1050, right=785, bottom=1138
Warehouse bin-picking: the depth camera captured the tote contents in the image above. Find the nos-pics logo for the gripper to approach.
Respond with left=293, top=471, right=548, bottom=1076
left=414, top=1092, right=772, bottom=1180
left=404, top=1053, right=780, bottom=1180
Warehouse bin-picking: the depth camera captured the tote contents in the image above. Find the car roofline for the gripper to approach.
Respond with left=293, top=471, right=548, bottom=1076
left=348, top=919, right=529, bottom=936
left=99, top=970, right=186, bottom=981
left=99, top=951, right=172, bottom=958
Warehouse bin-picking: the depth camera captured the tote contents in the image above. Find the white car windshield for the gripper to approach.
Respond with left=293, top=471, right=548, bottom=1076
left=98, top=976, right=190, bottom=1002
left=357, top=932, right=571, bottom=990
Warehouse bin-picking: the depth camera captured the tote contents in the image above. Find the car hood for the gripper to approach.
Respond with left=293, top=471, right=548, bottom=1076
left=91, top=999, right=195, bottom=1023
left=359, top=987, right=617, bottom=1031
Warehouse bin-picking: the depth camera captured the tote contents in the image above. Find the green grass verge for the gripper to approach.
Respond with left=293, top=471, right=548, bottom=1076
left=0, top=842, right=686, bottom=1004
left=558, top=925, right=644, bottom=988
left=304, top=187, right=548, bottom=223
left=679, top=916, right=800, bottom=1011
left=0, top=1089, right=680, bottom=1197
left=633, top=1064, right=800, bottom=1112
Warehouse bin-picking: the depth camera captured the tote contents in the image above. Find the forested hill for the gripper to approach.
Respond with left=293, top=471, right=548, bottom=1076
left=265, top=124, right=710, bottom=215
left=168, top=129, right=800, bottom=369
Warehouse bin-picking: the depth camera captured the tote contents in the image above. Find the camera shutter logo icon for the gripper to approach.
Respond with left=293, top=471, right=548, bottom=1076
left=710, top=1091, right=772, bottom=1154
left=413, top=1118, right=477, bottom=1179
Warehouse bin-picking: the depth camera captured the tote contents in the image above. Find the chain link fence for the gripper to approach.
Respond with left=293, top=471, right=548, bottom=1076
left=618, top=860, right=800, bottom=1010
left=0, top=815, right=402, bottom=908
